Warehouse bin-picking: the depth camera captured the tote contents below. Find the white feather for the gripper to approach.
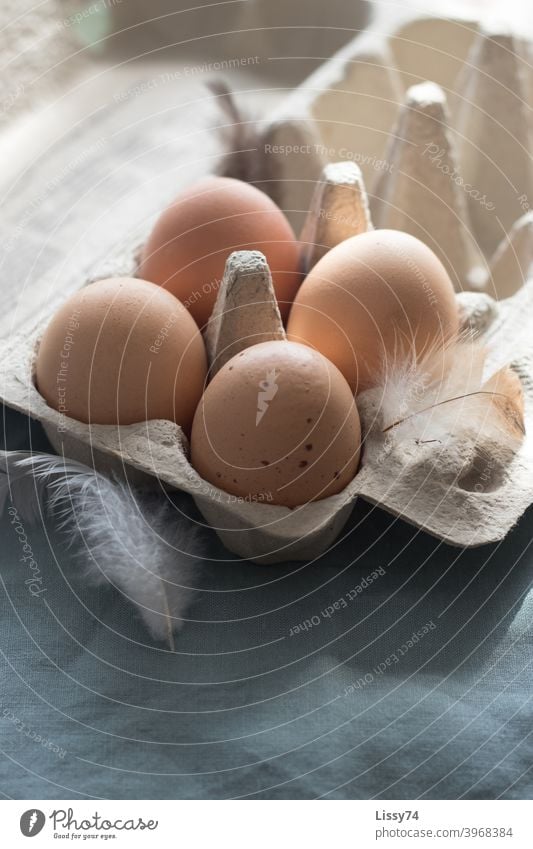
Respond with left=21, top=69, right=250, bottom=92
left=0, top=450, right=78, bottom=521
left=375, top=337, right=525, bottom=447
left=0, top=451, right=203, bottom=648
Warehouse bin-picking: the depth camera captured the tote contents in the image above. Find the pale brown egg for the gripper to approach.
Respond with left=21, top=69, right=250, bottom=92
left=36, top=277, right=207, bottom=432
left=287, top=229, right=459, bottom=393
left=191, top=340, right=361, bottom=507
left=138, top=176, right=301, bottom=328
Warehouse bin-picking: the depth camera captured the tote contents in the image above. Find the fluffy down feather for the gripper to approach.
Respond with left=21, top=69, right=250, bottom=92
left=0, top=451, right=204, bottom=648
left=376, top=337, right=525, bottom=447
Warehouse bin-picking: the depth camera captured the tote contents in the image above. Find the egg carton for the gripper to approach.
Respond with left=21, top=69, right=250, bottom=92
left=2, top=7, right=533, bottom=563
left=1, top=160, right=533, bottom=564
left=259, top=9, right=533, bottom=300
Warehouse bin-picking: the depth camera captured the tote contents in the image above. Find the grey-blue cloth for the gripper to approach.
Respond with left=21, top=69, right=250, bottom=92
left=1, top=408, right=532, bottom=800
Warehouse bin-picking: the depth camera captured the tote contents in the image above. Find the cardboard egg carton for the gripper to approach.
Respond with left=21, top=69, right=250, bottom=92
left=1, top=161, right=533, bottom=564
left=260, top=10, right=533, bottom=299
left=2, top=9, right=533, bottom=563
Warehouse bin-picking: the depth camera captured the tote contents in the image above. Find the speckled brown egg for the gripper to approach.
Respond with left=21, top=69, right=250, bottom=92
left=287, top=229, right=459, bottom=393
left=138, top=176, right=301, bottom=328
left=191, top=340, right=361, bottom=507
left=35, top=277, right=207, bottom=432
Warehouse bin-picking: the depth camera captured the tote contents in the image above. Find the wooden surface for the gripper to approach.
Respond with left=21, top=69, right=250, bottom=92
left=0, top=80, right=230, bottom=337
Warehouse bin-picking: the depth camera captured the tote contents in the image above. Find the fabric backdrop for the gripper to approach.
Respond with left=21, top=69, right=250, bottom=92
left=1, top=406, right=532, bottom=799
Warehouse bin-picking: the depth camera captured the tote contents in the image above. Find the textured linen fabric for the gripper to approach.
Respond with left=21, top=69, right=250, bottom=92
left=1, top=407, right=531, bottom=800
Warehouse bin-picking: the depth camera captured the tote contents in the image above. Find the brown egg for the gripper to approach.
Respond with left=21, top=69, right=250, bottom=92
left=36, top=277, right=207, bottom=432
left=138, top=176, right=301, bottom=328
left=191, top=341, right=361, bottom=507
left=287, top=229, right=459, bottom=393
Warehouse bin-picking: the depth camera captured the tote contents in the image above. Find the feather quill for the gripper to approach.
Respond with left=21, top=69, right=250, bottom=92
left=0, top=451, right=203, bottom=648
left=376, top=337, right=525, bottom=447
